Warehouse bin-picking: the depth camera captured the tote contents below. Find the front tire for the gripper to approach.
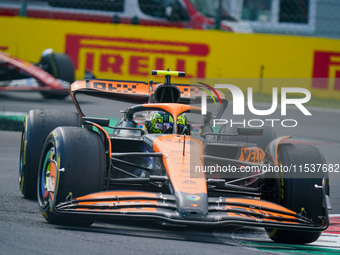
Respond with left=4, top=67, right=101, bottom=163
left=266, top=143, right=329, bottom=244
left=38, top=127, right=105, bottom=226
left=19, top=109, right=80, bottom=199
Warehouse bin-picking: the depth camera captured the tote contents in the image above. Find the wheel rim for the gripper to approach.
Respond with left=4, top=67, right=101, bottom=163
left=39, top=147, right=56, bottom=206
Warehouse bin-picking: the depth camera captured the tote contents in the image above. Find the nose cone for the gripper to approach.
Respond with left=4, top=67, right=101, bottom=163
left=152, top=135, right=208, bottom=220
left=176, top=192, right=208, bottom=220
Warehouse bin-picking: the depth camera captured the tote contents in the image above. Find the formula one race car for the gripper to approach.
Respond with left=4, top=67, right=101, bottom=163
left=19, top=70, right=330, bottom=244
left=0, top=48, right=74, bottom=99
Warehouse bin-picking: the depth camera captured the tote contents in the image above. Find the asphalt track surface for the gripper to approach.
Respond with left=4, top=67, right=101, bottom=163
left=1, top=91, right=340, bottom=254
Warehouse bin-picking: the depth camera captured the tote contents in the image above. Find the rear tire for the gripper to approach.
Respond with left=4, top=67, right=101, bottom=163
left=19, top=109, right=80, bottom=199
left=265, top=143, right=328, bottom=244
left=37, top=127, right=105, bottom=226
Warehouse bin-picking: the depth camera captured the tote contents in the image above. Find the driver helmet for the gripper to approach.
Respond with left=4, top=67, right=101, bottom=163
left=149, top=111, right=187, bottom=134
left=176, top=112, right=188, bottom=134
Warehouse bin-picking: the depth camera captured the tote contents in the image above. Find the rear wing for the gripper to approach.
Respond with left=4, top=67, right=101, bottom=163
left=70, top=79, right=150, bottom=103
left=70, top=70, right=227, bottom=117
left=70, top=79, right=225, bottom=102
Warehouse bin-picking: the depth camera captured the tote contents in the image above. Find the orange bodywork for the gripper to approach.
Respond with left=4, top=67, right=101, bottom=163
left=77, top=191, right=157, bottom=200
left=152, top=134, right=206, bottom=194
left=226, top=198, right=296, bottom=214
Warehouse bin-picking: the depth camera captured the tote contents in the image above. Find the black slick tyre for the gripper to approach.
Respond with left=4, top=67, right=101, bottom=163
left=37, top=127, right=105, bottom=226
left=19, top=109, right=80, bottom=199
left=266, top=143, right=329, bottom=244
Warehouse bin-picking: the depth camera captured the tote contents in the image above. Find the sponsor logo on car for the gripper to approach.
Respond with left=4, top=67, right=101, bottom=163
left=238, top=148, right=264, bottom=163
left=182, top=180, right=197, bottom=185
left=186, top=194, right=200, bottom=201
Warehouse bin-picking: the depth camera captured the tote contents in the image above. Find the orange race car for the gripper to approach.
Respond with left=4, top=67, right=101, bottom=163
left=19, top=70, right=330, bottom=244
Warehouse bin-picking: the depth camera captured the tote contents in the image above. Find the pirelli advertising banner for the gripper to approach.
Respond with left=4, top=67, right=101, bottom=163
left=0, top=16, right=340, bottom=99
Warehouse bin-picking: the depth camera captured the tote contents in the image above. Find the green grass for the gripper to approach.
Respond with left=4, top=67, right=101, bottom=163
left=0, top=115, right=25, bottom=131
